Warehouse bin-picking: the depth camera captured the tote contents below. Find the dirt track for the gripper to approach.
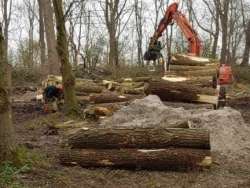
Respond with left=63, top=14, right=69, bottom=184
left=12, top=95, right=250, bottom=188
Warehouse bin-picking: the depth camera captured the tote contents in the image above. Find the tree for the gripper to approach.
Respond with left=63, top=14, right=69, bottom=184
left=191, top=0, right=220, bottom=58
left=242, top=20, right=250, bottom=66
left=104, top=0, right=128, bottom=66
left=134, top=0, right=143, bottom=66
left=52, top=0, right=78, bottom=115
left=0, top=24, right=15, bottom=162
left=37, top=0, right=46, bottom=67
left=24, top=0, right=36, bottom=69
left=214, top=0, right=231, bottom=63
left=41, top=0, right=60, bottom=74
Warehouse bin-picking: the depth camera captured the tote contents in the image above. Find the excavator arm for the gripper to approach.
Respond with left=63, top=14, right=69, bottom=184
left=145, top=2, right=201, bottom=61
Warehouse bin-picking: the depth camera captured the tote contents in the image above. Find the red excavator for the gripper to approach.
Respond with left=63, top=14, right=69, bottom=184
left=144, top=2, right=233, bottom=108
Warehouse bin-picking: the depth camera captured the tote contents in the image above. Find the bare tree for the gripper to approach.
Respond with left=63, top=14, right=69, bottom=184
left=103, top=0, right=128, bottom=66
left=1, top=0, right=12, bottom=57
left=37, top=0, right=46, bottom=67
left=242, top=20, right=250, bottom=66
left=52, top=0, right=78, bottom=115
left=191, top=0, right=220, bottom=58
left=134, top=0, right=143, bottom=66
left=0, top=24, right=15, bottom=162
left=24, top=0, right=36, bottom=68
left=214, top=0, right=231, bottom=63
left=41, top=0, right=60, bottom=74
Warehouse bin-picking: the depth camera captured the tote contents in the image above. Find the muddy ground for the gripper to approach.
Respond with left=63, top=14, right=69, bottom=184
left=12, top=94, right=250, bottom=188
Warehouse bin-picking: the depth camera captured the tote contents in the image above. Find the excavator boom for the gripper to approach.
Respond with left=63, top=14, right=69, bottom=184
left=145, top=2, right=202, bottom=61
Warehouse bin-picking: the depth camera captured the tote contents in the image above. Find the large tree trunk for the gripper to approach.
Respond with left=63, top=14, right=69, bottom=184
left=145, top=80, right=216, bottom=103
left=37, top=0, right=46, bottom=68
left=42, top=0, right=60, bottom=74
left=171, top=54, right=212, bottom=66
left=59, top=148, right=212, bottom=170
left=0, top=25, right=15, bottom=162
left=242, top=20, right=250, bottom=66
left=53, top=0, right=78, bottom=115
left=68, top=127, right=210, bottom=149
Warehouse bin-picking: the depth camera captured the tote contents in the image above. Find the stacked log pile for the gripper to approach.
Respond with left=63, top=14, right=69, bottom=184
left=60, top=126, right=212, bottom=170
left=41, top=56, right=219, bottom=110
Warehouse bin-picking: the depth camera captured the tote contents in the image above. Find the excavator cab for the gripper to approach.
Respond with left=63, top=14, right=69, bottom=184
left=144, top=38, right=163, bottom=61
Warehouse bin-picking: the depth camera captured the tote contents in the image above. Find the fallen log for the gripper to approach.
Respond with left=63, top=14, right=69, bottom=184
left=178, top=69, right=217, bottom=77
left=68, top=127, right=210, bottom=149
left=59, top=148, right=212, bottom=170
left=170, top=65, right=218, bottom=72
left=145, top=80, right=216, bottom=103
left=120, top=86, right=145, bottom=95
left=118, top=77, right=152, bottom=83
left=90, top=93, right=143, bottom=104
left=75, top=84, right=103, bottom=93
left=172, top=54, right=216, bottom=66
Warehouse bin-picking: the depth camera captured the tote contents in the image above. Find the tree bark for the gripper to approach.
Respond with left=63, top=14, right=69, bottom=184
left=37, top=0, right=46, bottom=68
left=145, top=80, right=216, bottom=103
left=68, top=127, right=210, bottom=149
left=242, top=20, right=250, bottom=66
left=52, top=0, right=78, bottom=115
left=42, top=0, right=60, bottom=74
left=59, top=148, right=212, bottom=170
left=0, top=25, right=15, bottom=162
left=171, top=54, right=212, bottom=66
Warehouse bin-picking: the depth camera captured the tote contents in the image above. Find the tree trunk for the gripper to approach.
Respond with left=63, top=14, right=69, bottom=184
left=0, top=25, right=15, bottom=162
left=42, top=0, right=60, bottom=74
left=52, top=0, right=78, bottom=115
left=59, top=148, right=212, bottom=170
left=38, top=0, right=46, bottom=68
left=68, top=127, right=210, bottom=149
left=242, top=20, right=250, bottom=66
left=145, top=80, right=216, bottom=103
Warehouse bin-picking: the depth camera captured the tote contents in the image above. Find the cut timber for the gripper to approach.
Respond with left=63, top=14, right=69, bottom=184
left=178, top=69, right=217, bottom=77
left=172, top=54, right=216, bottom=66
left=145, top=81, right=216, bottom=103
left=196, top=95, right=218, bottom=105
left=118, top=77, right=152, bottom=83
left=90, top=93, right=143, bottom=104
left=75, top=84, right=103, bottom=93
left=170, top=64, right=218, bottom=72
left=68, top=127, right=210, bottom=149
left=59, top=148, right=212, bottom=170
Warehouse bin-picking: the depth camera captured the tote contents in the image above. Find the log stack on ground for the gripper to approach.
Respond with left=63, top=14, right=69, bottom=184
left=60, top=125, right=212, bottom=171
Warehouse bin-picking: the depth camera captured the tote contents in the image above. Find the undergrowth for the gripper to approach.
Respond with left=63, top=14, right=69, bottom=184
left=0, top=146, right=49, bottom=188
left=233, top=65, right=250, bottom=84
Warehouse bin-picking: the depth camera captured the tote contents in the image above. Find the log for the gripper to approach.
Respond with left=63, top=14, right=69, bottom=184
left=89, top=93, right=143, bottom=104
left=118, top=77, right=152, bottom=83
left=178, top=69, right=217, bottom=77
left=145, top=80, right=216, bottom=103
left=170, top=65, right=218, bottom=72
left=171, top=54, right=216, bottom=66
left=121, top=87, right=145, bottom=95
left=68, top=127, right=210, bottom=149
left=75, top=84, right=103, bottom=93
left=59, top=148, right=212, bottom=170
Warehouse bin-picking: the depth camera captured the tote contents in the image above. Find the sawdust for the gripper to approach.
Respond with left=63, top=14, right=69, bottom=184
left=101, top=95, right=250, bottom=161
